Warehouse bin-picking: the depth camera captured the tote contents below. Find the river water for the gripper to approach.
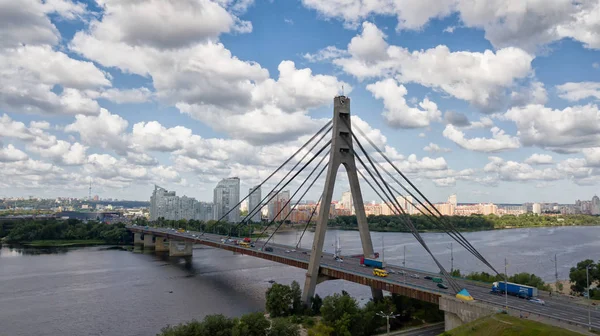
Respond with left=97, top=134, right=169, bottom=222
left=0, top=226, right=598, bottom=336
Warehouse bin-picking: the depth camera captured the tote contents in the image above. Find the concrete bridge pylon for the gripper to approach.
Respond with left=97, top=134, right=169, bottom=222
left=301, top=96, right=382, bottom=304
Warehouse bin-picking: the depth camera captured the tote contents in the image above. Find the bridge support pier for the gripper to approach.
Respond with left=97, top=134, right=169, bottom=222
left=438, top=296, right=495, bottom=331
left=143, top=234, right=155, bottom=249
left=169, top=240, right=193, bottom=257
left=302, top=96, right=382, bottom=305
left=134, top=233, right=144, bottom=245
left=155, top=237, right=169, bottom=252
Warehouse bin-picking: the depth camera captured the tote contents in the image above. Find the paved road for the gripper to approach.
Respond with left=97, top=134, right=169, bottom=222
left=131, top=226, right=600, bottom=331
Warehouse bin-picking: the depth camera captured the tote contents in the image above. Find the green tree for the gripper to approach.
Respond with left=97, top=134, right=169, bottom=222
left=290, top=281, right=303, bottom=314
left=509, top=272, right=550, bottom=291
left=320, top=293, right=359, bottom=324
left=361, top=297, right=395, bottom=335
left=569, top=259, right=598, bottom=293
left=265, top=283, right=292, bottom=317
left=308, top=322, right=334, bottom=336
left=201, top=314, right=236, bottom=336
left=157, top=320, right=204, bottom=336
left=232, top=312, right=269, bottom=336
left=310, top=294, right=323, bottom=315
left=270, top=318, right=300, bottom=336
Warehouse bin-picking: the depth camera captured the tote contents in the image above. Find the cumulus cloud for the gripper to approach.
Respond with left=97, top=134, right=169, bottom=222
left=303, top=46, right=349, bottom=63
left=504, top=103, right=600, bottom=151
left=366, top=78, right=441, bottom=128
left=65, top=109, right=129, bottom=152
left=442, top=125, right=520, bottom=152
left=329, top=22, right=533, bottom=110
left=524, top=154, right=554, bottom=165
left=423, top=143, right=451, bottom=153
left=300, top=0, right=600, bottom=52
left=0, top=144, right=28, bottom=162
left=99, top=87, right=153, bottom=104
left=556, top=82, right=600, bottom=101
left=484, top=156, right=562, bottom=182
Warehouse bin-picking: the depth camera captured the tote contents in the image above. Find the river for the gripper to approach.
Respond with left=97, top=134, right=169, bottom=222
left=0, top=226, right=598, bottom=336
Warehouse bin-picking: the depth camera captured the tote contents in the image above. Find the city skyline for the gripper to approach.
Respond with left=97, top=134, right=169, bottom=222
left=1, top=1, right=600, bottom=203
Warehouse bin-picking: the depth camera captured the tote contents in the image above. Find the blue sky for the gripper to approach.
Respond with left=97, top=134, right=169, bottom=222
left=1, top=0, right=600, bottom=204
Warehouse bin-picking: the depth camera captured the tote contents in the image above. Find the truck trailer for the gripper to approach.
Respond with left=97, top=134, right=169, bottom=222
left=360, top=257, right=386, bottom=268
left=491, top=281, right=538, bottom=299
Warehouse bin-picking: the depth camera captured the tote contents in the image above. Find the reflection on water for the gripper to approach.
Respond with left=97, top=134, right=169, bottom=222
left=0, top=244, right=70, bottom=256
left=0, top=226, right=599, bottom=336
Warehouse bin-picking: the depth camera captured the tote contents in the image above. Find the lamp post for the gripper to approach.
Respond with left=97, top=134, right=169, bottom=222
left=449, top=242, right=454, bottom=273
left=504, top=258, right=509, bottom=311
left=587, top=265, right=592, bottom=331
left=376, top=311, right=400, bottom=335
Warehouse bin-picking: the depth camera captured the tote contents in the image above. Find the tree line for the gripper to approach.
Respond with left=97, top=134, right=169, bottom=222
left=329, top=213, right=600, bottom=232
left=1, top=219, right=132, bottom=245
left=159, top=281, right=443, bottom=336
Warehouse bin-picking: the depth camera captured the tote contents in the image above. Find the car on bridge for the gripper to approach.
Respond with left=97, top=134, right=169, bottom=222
left=373, top=268, right=388, bottom=277
left=437, top=283, right=448, bottom=289
left=424, top=275, right=432, bottom=280
left=265, top=247, right=273, bottom=252
left=411, top=274, right=420, bottom=279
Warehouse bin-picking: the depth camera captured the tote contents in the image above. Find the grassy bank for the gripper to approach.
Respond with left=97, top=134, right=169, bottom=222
left=24, top=240, right=107, bottom=247
left=444, top=314, right=584, bottom=336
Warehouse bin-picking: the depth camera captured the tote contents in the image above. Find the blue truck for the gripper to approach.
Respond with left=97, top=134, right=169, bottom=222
left=491, top=281, right=538, bottom=299
left=360, top=257, right=386, bottom=268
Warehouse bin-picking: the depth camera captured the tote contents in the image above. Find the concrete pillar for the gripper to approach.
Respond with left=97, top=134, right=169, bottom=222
left=143, top=234, right=156, bottom=249
left=302, top=96, right=381, bottom=305
left=155, top=237, right=169, bottom=252
left=169, top=240, right=193, bottom=257
left=444, top=311, right=463, bottom=331
left=134, top=233, right=144, bottom=245
left=438, top=296, right=495, bottom=331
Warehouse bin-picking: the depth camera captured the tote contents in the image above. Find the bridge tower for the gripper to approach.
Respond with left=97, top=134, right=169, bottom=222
left=302, top=96, right=383, bottom=304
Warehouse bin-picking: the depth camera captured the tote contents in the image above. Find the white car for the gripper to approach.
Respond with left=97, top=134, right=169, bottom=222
left=528, top=298, right=545, bottom=305
left=410, top=274, right=420, bottom=279
left=285, top=250, right=291, bottom=253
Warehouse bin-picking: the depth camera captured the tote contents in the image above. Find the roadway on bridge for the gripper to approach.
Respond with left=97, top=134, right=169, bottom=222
left=132, top=226, right=600, bottom=331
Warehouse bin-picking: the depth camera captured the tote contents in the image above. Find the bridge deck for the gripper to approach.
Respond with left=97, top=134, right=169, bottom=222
left=128, top=226, right=600, bottom=331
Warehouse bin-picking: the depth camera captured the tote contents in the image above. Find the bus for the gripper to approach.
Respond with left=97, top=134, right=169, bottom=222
left=373, top=268, right=388, bottom=277
left=432, top=277, right=443, bottom=283
left=239, top=242, right=251, bottom=248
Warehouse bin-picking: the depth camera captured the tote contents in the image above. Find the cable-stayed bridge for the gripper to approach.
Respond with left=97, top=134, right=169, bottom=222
left=127, top=96, right=599, bottom=333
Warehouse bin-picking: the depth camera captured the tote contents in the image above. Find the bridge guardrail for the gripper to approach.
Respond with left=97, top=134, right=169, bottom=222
left=477, top=297, right=598, bottom=332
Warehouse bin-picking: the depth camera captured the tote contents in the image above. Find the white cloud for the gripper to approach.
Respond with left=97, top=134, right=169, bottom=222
left=442, top=125, right=520, bottom=152
left=504, top=103, right=600, bottom=151
left=582, top=148, right=600, bottom=167
left=556, top=82, right=600, bottom=101
left=84, top=0, right=248, bottom=50
left=300, top=0, right=600, bottom=52
left=524, top=154, right=554, bottom=165
left=303, top=46, right=349, bottom=63
left=443, top=26, right=456, bottom=33
left=594, top=62, right=600, bottom=69
left=418, top=133, right=426, bottom=138
left=332, top=22, right=533, bottom=110
left=366, top=78, right=441, bottom=128
left=484, top=156, right=562, bottom=182
left=151, top=165, right=182, bottom=183
left=65, top=109, right=129, bottom=152
left=85, top=153, right=148, bottom=180
left=510, top=81, right=548, bottom=106
left=0, top=144, right=28, bottom=162
left=423, top=143, right=451, bottom=153
left=0, top=0, right=86, bottom=48
left=99, top=87, right=153, bottom=104
left=0, top=45, right=109, bottom=116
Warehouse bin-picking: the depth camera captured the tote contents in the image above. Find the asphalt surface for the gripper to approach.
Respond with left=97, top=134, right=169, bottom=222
left=397, top=324, right=445, bottom=336
left=131, top=226, right=600, bottom=331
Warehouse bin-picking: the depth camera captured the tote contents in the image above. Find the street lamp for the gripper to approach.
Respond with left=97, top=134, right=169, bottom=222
left=448, top=242, right=454, bottom=273
left=586, top=265, right=592, bottom=331
left=376, top=311, right=400, bottom=335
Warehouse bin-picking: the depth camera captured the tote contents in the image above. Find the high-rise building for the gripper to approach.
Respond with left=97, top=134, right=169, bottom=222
left=396, top=195, right=414, bottom=214
left=150, top=185, right=210, bottom=221
left=532, top=203, right=542, bottom=214
left=448, top=194, right=457, bottom=207
left=248, top=186, right=262, bottom=222
left=340, top=191, right=353, bottom=211
left=268, top=190, right=290, bottom=222
left=213, top=177, right=241, bottom=223
left=592, top=196, right=600, bottom=215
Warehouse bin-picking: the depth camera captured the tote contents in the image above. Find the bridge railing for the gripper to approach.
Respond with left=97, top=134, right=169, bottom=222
left=477, top=297, right=598, bottom=332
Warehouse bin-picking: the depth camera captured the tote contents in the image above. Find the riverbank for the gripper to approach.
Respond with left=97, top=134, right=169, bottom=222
left=325, top=223, right=600, bottom=233
left=23, top=239, right=108, bottom=247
